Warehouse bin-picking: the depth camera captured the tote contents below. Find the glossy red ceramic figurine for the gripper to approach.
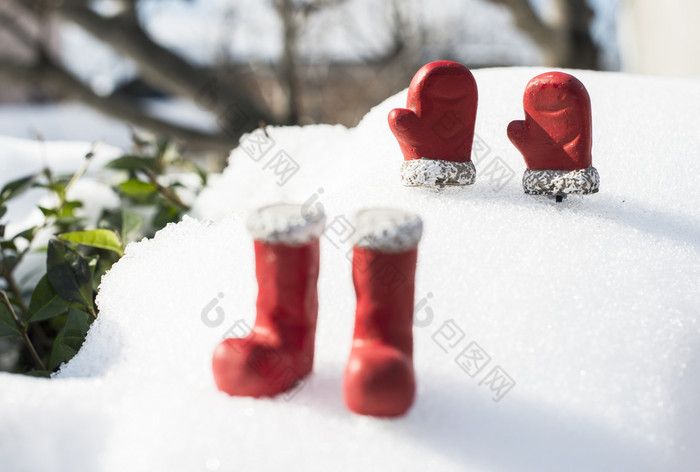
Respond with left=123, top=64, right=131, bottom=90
left=388, top=60, right=478, bottom=187
left=508, top=71, right=600, bottom=196
left=344, top=209, right=423, bottom=417
left=213, top=203, right=325, bottom=398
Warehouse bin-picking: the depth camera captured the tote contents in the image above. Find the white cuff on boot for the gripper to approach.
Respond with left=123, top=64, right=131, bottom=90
left=401, top=158, right=476, bottom=187
left=522, top=165, right=600, bottom=195
left=247, top=203, right=326, bottom=245
left=353, top=209, right=423, bottom=253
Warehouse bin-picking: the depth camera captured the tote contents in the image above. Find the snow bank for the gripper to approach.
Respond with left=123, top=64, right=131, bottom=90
left=1, top=67, right=699, bottom=472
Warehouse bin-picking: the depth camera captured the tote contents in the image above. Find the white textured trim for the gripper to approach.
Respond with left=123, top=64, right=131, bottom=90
left=353, top=208, right=423, bottom=253
left=401, top=158, right=476, bottom=187
left=247, top=203, right=325, bottom=245
left=522, top=165, right=600, bottom=195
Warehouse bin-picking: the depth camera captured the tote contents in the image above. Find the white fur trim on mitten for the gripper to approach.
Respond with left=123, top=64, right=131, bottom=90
left=522, top=165, right=600, bottom=195
left=400, top=158, right=476, bottom=187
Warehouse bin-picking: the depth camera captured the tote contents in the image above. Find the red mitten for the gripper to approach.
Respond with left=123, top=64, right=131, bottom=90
left=389, top=60, right=478, bottom=187
left=344, top=209, right=423, bottom=417
left=212, top=204, right=325, bottom=398
left=507, top=72, right=600, bottom=195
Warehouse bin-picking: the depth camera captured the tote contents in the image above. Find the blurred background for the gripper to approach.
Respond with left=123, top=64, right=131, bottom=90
left=0, top=0, right=698, bottom=164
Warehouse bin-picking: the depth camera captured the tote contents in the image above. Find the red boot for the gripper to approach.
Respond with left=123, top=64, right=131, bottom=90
left=213, top=203, right=325, bottom=398
left=344, top=209, right=423, bottom=417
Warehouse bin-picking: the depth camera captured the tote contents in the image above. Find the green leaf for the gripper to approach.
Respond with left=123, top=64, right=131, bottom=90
left=0, top=174, right=35, bottom=204
left=58, top=200, right=83, bottom=217
left=39, top=206, right=57, bottom=217
left=55, top=215, right=83, bottom=226
left=2, top=253, right=19, bottom=273
left=0, top=300, right=21, bottom=337
left=0, top=205, right=7, bottom=219
left=59, top=229, right=124, bottom=256
left=87, top=254, right=99, bottom=277
left=86, top=254, right=99, bottom=291
left=106, top=155, right=157, bottom=172
left=193, top=163, right=208, bottom=187
left=90, top=253, right=117, bottom=292
left=47, top=239, right=94, bottom=309
left=48, top=307, right=90, bottom=370
left=12, top=226, right=38, bottom=243
left=121, top=209, right=143, bottom=243
left=1, top=240, right=17, bottom=252
left=152, top=204, right=180, bottom=228
left=27, top=275, right=70, bottom=323
left=48, top=312, right=68, bottom=331
left=118, top=179, right=157, bottom=200
left=47, top=181, right=67, bottom=201
left=25, top=370, right=52, bottom=378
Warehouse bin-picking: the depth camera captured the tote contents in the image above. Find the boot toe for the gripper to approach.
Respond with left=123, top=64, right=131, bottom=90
left=212, top=337, right=300, bottom=398
left=344, top=344, right=416, bottom=417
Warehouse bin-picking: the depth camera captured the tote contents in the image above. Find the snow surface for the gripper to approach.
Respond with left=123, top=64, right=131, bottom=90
left=1, top=67, right=700, bottom=471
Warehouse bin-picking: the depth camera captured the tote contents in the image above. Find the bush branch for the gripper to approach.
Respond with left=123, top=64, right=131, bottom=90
left=1, top=291, right=46, bottom=371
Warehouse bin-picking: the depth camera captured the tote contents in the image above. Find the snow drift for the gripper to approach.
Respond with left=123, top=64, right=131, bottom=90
left=1, top=67, right=699, bottom=472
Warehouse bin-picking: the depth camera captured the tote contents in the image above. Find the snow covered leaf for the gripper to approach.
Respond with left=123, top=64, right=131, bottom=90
left=46, top=240, right=94, bottom=310
left=28, top=275, right=70, bottom=323
left=59, top=229, right=124, bottom=257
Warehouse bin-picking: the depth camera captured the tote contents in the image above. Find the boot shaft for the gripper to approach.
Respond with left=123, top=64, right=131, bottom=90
left=350, top=208, right=423, bottom=359
left=352, top=247, right=417, bottom=357
left=246, top=203, right=325, bottom=350
left=254, top=240, right=320, bottom=340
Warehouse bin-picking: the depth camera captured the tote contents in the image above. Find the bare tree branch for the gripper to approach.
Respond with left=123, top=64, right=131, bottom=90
left=363, top=0, right=406, bottom=66
left=271, top=0, right=347, bottom=124
left=0, top=58, right=239, bottom=152
left=1, top=0, right=274, bottom=152
left=486, top=0, right=557, bottom=52
left=0, top=7, right=38, bottom=53
left=7, top=0, right=273, bottom=136
left=53, top=5, right=271, bottom=124
left=555, top=0, right=600, bottom=69
left=273, top=0, right=303, bottom=124
left=485, top=0, right=600, bottom=69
